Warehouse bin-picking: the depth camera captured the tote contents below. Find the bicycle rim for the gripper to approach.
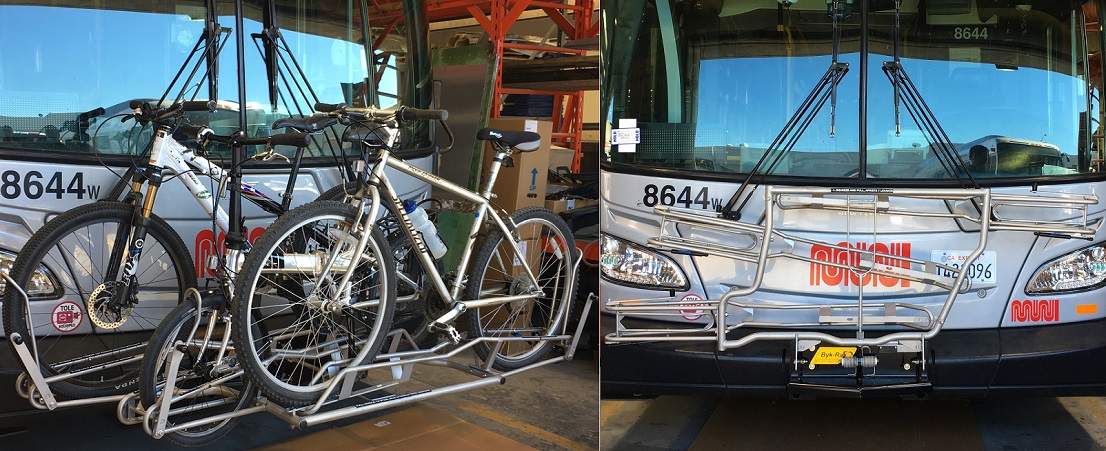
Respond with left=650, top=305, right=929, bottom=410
left=3, top=202, right=194, bottom=398
left=233, top=201, right=395, bottom=406
left=464, top=207, right=577, bottom=370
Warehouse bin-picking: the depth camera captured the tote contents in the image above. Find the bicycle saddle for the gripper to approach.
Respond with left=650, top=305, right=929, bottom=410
left=271, top=114, right=337, bottom=133
left=476, top=127, right=541, bottom=152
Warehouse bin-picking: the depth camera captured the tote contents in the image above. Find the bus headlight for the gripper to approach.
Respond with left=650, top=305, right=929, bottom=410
left=0, top=250, right=59, bottom=297
left=1026, top=244, right=1106, bottom=294
left=600, top=234, right=688, bottom=290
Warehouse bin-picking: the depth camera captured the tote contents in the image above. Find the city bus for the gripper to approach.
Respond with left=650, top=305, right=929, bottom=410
left=600, top=0, right=1106, bottom=397
left=0, top=0, right=436, bottom=411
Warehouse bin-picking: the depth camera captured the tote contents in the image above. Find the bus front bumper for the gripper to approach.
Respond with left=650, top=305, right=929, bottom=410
left=601, top=313, right=1106, bottom=398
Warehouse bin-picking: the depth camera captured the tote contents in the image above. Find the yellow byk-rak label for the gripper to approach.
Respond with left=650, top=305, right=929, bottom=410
left=810, top=347, right=857, bottom=366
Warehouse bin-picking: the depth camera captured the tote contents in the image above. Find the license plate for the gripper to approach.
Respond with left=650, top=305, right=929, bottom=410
left=931, top=250, right=997, bottom=285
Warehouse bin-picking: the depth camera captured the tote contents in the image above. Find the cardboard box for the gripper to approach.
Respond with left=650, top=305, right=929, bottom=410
left=549, top=145, right=576, bottom=174
left=545, top=198, right=599, bottom=215
left=483, top=118, right=552, bottom=211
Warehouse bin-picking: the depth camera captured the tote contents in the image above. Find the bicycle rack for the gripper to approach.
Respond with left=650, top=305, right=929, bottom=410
left=130, top=292, right=594, bottom=438
left=605, top=186, right=1098, bottom=361
left=7, top=238, right=595, bottom=442
left=120, top=250, right=593, bottom=440
left=3, top=273, right=139, bottom=411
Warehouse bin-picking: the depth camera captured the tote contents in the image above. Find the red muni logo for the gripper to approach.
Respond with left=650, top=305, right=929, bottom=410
left=809, top=242, right=912, bottom=288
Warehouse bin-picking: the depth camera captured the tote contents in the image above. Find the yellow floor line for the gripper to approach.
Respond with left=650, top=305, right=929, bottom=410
left=458, top=401, right=592, bottom=451
left=1078, top=397, right=1106, bottom=426
left=599, top=400, right=625, bottom=426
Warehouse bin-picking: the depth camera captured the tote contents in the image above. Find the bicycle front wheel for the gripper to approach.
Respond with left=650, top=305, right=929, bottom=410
left=3, top=201, right=196, bottom=398
left=139, top=292, right=255, bottom=446
left=233, top=201, right=396, bottom=407
left=463, top=207, right=577, bottom=370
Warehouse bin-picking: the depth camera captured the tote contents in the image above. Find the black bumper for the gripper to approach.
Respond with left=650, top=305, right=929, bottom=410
left=601, top=313, right=1106, bottom=398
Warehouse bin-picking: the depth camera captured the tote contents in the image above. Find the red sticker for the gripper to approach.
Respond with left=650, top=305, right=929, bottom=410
left=51, top=301, right=83, bottom=333
left=680, top=294, right=706, bottom=321
left=1010, top=299, right=1059, bottom=323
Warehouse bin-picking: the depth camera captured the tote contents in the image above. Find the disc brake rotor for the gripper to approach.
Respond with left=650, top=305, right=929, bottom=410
left=87, top=281, right=133, bottom=329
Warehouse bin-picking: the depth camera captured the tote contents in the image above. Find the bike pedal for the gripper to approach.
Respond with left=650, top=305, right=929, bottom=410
left=443, top=325, right=462, bottom=344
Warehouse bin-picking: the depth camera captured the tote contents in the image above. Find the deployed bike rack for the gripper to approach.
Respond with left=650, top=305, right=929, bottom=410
left=3, top=273, right=139, bottom=411
left=605, top=186, right=1098, bottom=368
left=128, top=292, right=594, bottom=438
left=3, top=257, right=593, bottom=441
left=4, top=252, right=592, bottom=442
left=8, top=269, right=597, bottom=437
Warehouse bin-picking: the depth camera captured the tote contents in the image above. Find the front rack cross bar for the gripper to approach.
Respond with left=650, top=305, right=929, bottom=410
left=606, top=186, right=1098, bottom=352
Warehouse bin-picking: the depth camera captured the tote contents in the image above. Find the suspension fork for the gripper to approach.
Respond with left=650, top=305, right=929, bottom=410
left=108, top=167, right=167, bottom=309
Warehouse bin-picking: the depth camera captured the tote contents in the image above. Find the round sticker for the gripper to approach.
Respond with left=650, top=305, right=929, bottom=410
left=51, top=301, right=83, bottom=333
left=680, top=294, right=706, bottom=321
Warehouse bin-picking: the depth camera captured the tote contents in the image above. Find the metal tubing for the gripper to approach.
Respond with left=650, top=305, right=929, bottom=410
left=160, top=405, right=268, bottom=436
left=151, top=346, right=187, bottom=438
left=296, top=376, right=504, bottom=428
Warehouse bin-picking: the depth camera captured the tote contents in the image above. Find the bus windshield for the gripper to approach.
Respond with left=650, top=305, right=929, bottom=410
left=603, top=0, right=1105, bottom=181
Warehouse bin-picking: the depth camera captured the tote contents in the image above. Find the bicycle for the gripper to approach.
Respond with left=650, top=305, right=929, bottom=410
left=230, top=103, right=579, bottom=407
left=130, top=108, right=444, bottom=445
left=2, top=99, right=336, bottom=444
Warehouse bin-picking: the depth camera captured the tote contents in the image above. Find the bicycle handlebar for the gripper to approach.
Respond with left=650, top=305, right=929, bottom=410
left=176, top=124, right=310, bottom=149
left=400, top=107, right=448, bottom=121
left=128, top=100, right=217, bottom=127
left=313, top=102, right=448, bottom=123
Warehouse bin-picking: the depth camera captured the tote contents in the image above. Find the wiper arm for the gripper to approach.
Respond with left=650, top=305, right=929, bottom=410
left=884, top=0, right=977, bottom=187
left=720, top=0, right=850, bottom=220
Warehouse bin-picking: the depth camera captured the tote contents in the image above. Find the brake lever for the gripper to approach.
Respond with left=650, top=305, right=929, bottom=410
left=255, top=145, right=290, bottom=163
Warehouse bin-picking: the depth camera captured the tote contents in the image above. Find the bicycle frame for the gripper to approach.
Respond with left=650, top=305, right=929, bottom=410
left=116, top=124, right=302, bottom=285
left=330, top=138, right=558, bottom=330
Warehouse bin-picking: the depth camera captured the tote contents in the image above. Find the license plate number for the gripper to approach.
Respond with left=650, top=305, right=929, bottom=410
left=931, top=250, right=997, bottom=285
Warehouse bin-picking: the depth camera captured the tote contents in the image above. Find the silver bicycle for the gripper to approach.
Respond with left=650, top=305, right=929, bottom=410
left=230, top=103, right=579, bottom=406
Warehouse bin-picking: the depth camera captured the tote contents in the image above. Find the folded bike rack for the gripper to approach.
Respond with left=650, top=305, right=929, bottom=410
left=605, top=186, right=1098, bottom=366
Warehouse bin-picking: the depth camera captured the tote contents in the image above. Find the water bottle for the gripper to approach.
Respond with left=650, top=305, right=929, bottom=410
left=403, top=200, right=448, bottom=259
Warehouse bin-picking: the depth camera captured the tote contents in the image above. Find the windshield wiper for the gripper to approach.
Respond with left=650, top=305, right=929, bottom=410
left=720, top=0, right=850, bottom=220
left=883, top=0, right=978, bottom=187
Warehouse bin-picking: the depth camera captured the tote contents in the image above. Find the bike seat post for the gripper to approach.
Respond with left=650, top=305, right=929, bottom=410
left=480, top=142, right=511, bottom=200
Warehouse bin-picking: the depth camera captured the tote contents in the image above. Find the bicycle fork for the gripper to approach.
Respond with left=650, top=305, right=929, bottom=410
left=103, top=167, right=165, bottom=320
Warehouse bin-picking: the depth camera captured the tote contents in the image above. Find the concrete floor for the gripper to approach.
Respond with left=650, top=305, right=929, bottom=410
left=602, top=395, right=1106, bottom=451
left=0, top=348, right=599, bottom=450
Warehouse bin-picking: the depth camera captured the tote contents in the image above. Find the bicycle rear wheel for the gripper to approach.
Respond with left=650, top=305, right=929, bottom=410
left=139, top=291, right=255, bottom=446
left=463, top=207, right=577, bottom=370
left=3, top=201, right=196, bottom=398
left=233, top=200, right=395, bottom=406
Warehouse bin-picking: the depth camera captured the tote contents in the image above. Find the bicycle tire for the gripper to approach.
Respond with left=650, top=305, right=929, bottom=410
left=3, top=201, right=196, bottom=398
left=315, top=181, right=359, bottom=203
left=463, top=207, right=577, bottom=370
left=232, top=200, right=396, bottom=406
left=138, top=292, right=255, bottom=446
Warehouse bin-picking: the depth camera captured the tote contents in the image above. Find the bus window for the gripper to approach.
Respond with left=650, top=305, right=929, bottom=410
left=603, top=0, right=1103, bottom=182
left=0, top=1, right=390, bottom=160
